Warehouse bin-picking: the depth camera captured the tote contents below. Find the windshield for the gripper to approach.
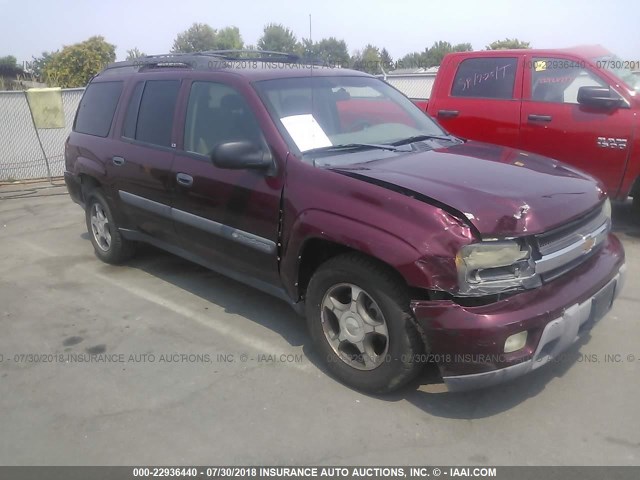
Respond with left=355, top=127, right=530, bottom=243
left=253, top=75, right=448, bottom=153
left=592, top=55, right=640, bottom=92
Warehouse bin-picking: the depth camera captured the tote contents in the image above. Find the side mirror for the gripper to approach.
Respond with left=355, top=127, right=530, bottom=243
left=212, top=141, right=273, bottom=172
left=577, top=86, right=622, bottom=109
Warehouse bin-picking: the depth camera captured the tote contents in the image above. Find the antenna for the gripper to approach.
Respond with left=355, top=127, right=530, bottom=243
left=309, top=14, right=313, bottom=74
left=309, top=14, right=314, bottom=118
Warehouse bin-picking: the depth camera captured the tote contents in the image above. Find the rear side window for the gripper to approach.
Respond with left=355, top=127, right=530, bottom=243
left=133, top=80, right=180, bottom=147
left=74, top=81, right=123, bottom=137
left=451, top=57, right=518, bottom=99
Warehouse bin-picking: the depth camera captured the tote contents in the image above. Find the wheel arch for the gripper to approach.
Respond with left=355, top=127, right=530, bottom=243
left=78, top=173, right=101, bottom=203
left=296, top=238, right=410, bottom=300
left=78, top=173, right=130, bottom=227
left=282, top=209, right=437, bottom=302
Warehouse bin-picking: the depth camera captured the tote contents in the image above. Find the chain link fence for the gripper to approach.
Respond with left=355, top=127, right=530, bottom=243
left=0, top=88, right=84, bottom=181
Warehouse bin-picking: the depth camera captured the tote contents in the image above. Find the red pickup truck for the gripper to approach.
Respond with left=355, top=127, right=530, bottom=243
left=413, top=46, right=640, bottom=212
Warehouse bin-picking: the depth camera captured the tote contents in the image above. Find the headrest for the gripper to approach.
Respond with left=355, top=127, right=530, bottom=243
left=220, top=94, right=246, bottom=111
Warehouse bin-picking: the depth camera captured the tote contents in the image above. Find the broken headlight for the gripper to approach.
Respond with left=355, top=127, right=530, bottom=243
left=602, top=198, right=612, bottom=224
left=456, top=240, right=540, bottom=296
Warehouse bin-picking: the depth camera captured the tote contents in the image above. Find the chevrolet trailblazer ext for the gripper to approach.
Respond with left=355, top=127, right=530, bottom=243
left=64, top=51, right=625, bottom=393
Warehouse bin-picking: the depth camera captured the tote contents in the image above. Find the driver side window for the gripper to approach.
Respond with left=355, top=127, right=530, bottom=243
left=530, top=58, right=605, bottom=104
left=184, top=82, right=262, bottom=156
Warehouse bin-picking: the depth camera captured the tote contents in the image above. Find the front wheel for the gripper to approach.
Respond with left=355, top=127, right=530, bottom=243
left=305, top=253, right=425, bottom=393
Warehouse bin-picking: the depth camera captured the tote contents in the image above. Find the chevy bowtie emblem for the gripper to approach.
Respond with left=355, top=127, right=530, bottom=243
left=582, top=235, right=596, bottom=253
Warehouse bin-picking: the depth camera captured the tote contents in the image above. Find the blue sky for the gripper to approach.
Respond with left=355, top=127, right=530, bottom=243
left=2, top=0, right=639, bottom=63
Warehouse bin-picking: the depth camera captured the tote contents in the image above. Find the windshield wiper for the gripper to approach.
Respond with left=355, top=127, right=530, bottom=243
left=390, top=134, right=457, bottom=146
left=304, top=143, right=409, bottom=155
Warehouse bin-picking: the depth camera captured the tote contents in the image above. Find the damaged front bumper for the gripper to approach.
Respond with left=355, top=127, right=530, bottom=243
left=411, top=234, right=626, bottom=392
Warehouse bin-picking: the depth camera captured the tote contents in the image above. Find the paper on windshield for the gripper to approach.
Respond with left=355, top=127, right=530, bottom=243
left=280, top=114, right=332, bottom=152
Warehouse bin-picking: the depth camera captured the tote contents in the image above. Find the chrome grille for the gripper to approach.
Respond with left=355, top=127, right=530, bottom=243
left=537, top=206, right=608, bottom=256
left=534, top=203, right=610, bottom=279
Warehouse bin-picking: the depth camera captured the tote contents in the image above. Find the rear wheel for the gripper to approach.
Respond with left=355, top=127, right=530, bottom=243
left=305, top=253, right=425, bottom=393
left=85, top=190, right=134, bottom=264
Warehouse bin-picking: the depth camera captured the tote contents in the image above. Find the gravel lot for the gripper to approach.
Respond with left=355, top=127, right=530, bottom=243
left=1, top=182, right=639, bottom=466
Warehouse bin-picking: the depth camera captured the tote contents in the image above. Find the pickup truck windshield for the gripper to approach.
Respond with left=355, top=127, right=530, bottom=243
left=254, top=75, right=447, bottom=153
left=593, top=55, right=640, bottom=92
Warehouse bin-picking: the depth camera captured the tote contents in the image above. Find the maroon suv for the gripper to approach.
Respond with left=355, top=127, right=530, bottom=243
left=64, top=52, right=626, bottom=393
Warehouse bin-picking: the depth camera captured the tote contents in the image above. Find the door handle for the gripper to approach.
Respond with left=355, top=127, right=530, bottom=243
left=437, top=110, right=459, bottom=118
left=112, top=156, right=125, bottom=166
left=176, top=173, right=194, bottom=187
left=528, top=114, right=553, bottom=123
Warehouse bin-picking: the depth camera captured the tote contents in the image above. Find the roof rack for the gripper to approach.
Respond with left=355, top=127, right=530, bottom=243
left=99, top=50, right=306, bottom=75
left=209, top=50, right=327, bottom=67
left=202, top=50, right=300, bottom=61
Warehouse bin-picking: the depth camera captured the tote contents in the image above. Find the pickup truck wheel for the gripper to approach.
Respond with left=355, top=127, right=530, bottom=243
left=85, top=190, right=134, bottom=264
left=632, top=195, right=640, bottom=221
left=306, top=253, right=424, bottom=394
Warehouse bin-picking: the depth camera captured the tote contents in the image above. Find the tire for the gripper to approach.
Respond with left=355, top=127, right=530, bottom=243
left=632, top=195, right=640, bottom=222
left=305, top=253, right=425, bottom=394
left=85, top=189, right=135, bottom=264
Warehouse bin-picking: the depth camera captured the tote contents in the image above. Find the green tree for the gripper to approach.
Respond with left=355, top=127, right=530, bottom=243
left=398, top=51, right=426, bottom=70
left=29, top=51, right=56, bottom=81
left=257, top=23, right=298, bottom=53
left=213, top=26, right=243, bottom=50
left=0, top=55, right=24, bottom=85
left=424, top=41, right=473, bottom=67
left=299, top=37, right=349, bottom=66
left=453, top=42, right=473, bottom=52
left=0, top=55, right=18, bottom=67
left=125, top=47, right=146, bottom=60
left=380, top=48, right=393, bottom=70
left=486, top=38, right=530, bottom=50
left=172, top=23, right=217, bottom=52
left=318, top=38, right=349, bottom=67
left=43, top=36, right=116, bottom=87
left=398, top=41, right=473, bottom=70
left=352, top=44, right=382, bottom=74
left=298, top=38, right=316, bottom=58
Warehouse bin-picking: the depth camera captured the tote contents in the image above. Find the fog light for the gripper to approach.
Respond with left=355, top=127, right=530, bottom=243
left=504, top=331, right=528, bottom=353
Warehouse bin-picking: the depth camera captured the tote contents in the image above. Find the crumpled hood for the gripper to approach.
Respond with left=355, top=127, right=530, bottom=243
left=330, top=141, right=605, bottom=237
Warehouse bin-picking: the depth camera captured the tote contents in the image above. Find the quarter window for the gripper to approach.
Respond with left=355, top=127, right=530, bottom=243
left=451, top=57, right=518, bottom=99
left=74, top=81, right=123, bottom=137
left=530, top=58, right=605, bottom=104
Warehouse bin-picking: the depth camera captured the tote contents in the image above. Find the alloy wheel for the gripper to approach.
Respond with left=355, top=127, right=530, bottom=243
left=320, top=283, right=390, bottom=370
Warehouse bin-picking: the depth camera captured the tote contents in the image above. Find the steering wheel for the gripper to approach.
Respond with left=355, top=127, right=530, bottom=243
left=348, top=120, right=372, bottom=132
